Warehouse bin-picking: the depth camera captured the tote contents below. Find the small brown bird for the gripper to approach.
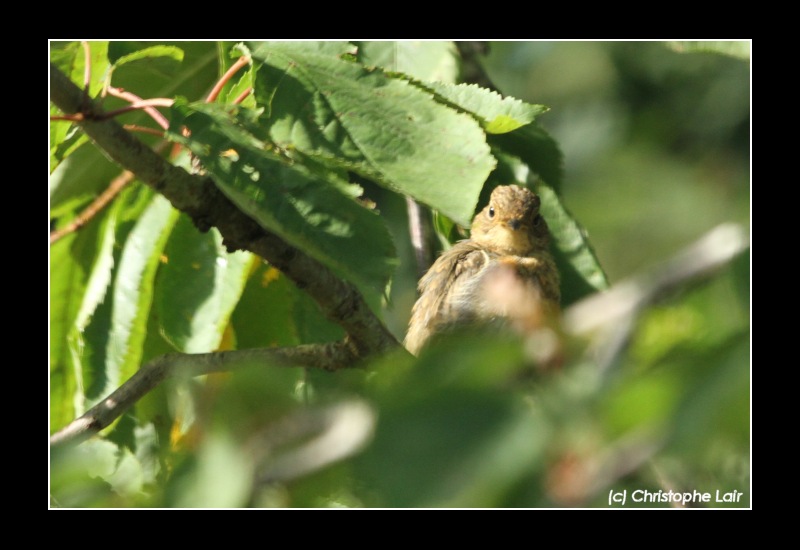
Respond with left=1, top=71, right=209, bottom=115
left=405, top=185, right=560, bottom=355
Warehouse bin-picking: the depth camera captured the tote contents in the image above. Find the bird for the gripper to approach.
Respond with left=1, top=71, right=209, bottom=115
left=404, top=185, right=560, bottom=355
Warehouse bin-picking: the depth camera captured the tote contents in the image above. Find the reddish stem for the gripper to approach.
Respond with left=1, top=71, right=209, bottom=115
left=82, top=41, right=91, bottom=91
left=98, top=101, right=173, bottom=124
left=51, top=114, right=84, bottom=122
left=50, top=142, right=170, bottom=245
left=107, top=87, right=172, bottom=129
left=232, top=87, right=253, bottom=105
left=206, top=56, right=250, bottom=103
left=123, top=124, right=165, bottom=137
left=50, top=170, right=135, bottom=244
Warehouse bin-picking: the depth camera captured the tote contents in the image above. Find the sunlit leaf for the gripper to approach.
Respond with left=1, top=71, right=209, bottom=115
left=156, top=215, right=252, bottom=353
left=421, top=81, right=547, bottom=134
left=110, top=45, right=184, bottom=67
left=166, top=100, right=397, bottom=296
left=251, top=41, right=496, bottom=226
left=668, top=41, right=750, bottom=60
left=97, top=195, right=178, bottom=401
left=50, top=143, right=124, bottom=215
left=356, top=41, right=459, bottom=83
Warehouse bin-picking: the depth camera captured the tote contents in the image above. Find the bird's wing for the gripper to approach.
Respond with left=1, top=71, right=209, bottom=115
left=404, top=240, right=490, bottom=354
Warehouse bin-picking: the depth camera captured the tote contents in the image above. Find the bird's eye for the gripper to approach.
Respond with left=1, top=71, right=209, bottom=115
left=488, top=206, right=495, bottom=219
left=533, top=215, right=542, bottom=226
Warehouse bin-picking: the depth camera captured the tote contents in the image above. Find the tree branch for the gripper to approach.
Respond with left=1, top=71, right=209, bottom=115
left=49, top=343, right=357, bottom=448
left=563, top=223, right=749, bottom=374
left=50, top=63, right=399, bottom=357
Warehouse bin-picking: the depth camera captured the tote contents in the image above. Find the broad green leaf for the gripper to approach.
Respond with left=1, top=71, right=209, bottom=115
left=65, top=198, right=122, bottom=416
left=106, top=41, right=219, bottom=120
left=97, top=195, right=178, bottom=402
left=50, top=118, right=88, bottom=173
left=668, top=41, right=750, bottom=60
left=421, top=82, right=547, bottom=134
left=50, top=137, right=128, bottom=216
left=537, top=182, right=608, bottom=305
left=155, top=214, right=252, bottom=353
left=231, top=263, right=344, bottom=349
left=166, top=100, right=397, bottom=296
left=167, top=434, right=253, bottom=508
left=53, top=186, right=155, bottom=426
left=357, top=335, right=549, bottom=507
left=223, top=58, right=257, bottom=108
left=489, top=123, right=564, bottom=190
left=356, top=41, right=459, bottom=83
left=251, top=42, right=496, bottom=227
left=51, top=221, right=100, bottom=429
left=71, top=200, right=120, bottom=331
left=110, top=45, right=184, bottom=68
left=232, top=263, right=301, bottom=348
left=250, top=40, right=356, bottom=58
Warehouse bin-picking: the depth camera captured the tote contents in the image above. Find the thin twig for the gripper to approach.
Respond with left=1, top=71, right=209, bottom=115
left=50, top=171, right=135, bottom=244
left=81, top=41, right=91, bottom=92
left=206, top=56, right=250, bottom=103
left=50, top=141, right=170, bottom=245
left=50, top=343, right=358, bottom=448
left=405, top=196, right=432, bottom=280
left=51, top=114, right=83, bottom=122
left=563, top=223, right=749, bottom=374
left=123, top=124, right=165, bottom=137
left=232, top=87, right=253, bottom=105
left=100, top=99, right=174, bottom=122
left=106, top=86, right=171, bottom=129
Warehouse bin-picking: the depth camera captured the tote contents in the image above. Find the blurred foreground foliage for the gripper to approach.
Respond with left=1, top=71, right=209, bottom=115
left=50, top=41, right=749, bottom=508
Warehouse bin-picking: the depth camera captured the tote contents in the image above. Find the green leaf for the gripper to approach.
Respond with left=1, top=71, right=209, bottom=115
left=98, top=195, right=178, bottom=401
left=232, top=263, right=345, bottom=349
left=357, top=335, right=549, bottom=507
left=489, top=123, right=564, bottom=190
left=52, top=186, right=155, bottom=427
left=421, top=82, right=547, bottom=134
left=50, top=41, right=109, bottom=97
left=65, top=198, right=122, bottom=415
left=110, top=45, right=184, bottom=67
left=166, top=434, right=254, bottom=508
left=232, top=264, right=300, bottom=348
left=250, top=40, right=357, bottom=58
left=50, top=439, right=145, bottom=506
left=223, top=58, right=257, bottom=108
left=668, top=41, right=750, bottom=60
left=50, top=221, right=100, bottom=430
left=251, top=41, right=496, bottom=226
left=537, top=182, right=609, bottom=305
left=50, top=42, right=110, bottom=171
left=166, top=100, right=397, bottom=295
left=106, top=41, right=219, bottom=115
left=356, top=41, right=459, bottom=83
left=155, top=214, right=252, bottom=353
left=50, top=143, right=124, bottom=216
left=50, top=118, right=88, bottom=173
